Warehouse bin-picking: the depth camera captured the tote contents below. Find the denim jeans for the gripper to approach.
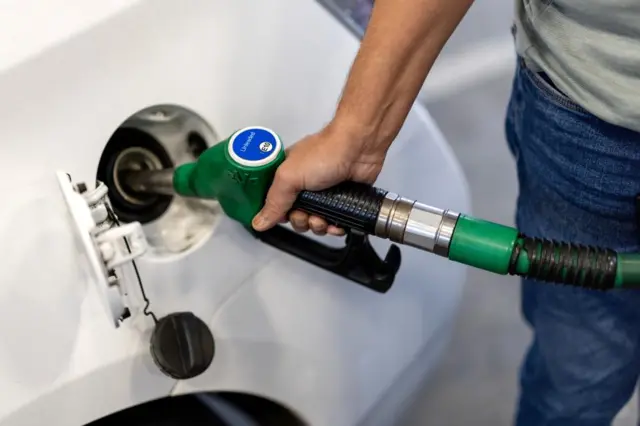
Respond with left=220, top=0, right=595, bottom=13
left=507, top=59, right=640, bottom=425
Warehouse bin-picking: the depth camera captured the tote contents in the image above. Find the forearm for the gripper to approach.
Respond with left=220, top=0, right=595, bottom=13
left=332, top=0, right=474, bottom=155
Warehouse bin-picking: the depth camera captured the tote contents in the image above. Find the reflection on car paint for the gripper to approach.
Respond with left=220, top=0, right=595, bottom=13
left=326, top=0, right=374, bottom=31
left=347, top=0, right=374, bottom=29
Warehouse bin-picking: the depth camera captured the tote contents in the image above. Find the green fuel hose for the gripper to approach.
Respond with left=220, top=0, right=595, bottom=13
left=448, top=215, right=640, bottom=290
left=121, top=126, right=640, bottom=291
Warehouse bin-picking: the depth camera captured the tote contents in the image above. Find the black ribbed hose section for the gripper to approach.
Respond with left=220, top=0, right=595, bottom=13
left=293, top=182, right=388, bottom=233
left=508, top=235, right=618, bottom=290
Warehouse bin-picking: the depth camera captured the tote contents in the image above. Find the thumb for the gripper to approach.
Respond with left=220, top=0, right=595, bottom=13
left=252, top=171, right=299, bottom=231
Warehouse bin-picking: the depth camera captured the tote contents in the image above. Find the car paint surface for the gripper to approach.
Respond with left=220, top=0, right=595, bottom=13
left=0, top=1, right=470, bottom=425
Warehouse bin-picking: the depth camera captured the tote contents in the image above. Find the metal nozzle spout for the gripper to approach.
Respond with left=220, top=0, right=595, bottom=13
left=120, top=168, right=176, bottom=196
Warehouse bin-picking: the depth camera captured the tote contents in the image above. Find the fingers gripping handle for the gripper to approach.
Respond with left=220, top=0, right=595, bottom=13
left=259, top=181, right=401, bottom=293
left=293, top=182, right=388, bottom=233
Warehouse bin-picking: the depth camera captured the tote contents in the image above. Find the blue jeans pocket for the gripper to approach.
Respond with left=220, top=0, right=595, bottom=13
left=518, top=58, right=588, bottom=115
left=507, top=56, right=640, bottom=243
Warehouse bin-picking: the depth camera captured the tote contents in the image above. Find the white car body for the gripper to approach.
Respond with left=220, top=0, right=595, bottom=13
left=0, top=1, right=470, bottom=425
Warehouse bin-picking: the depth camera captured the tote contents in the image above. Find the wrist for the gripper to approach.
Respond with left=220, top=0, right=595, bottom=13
left=325, top=114, right=389, bottom=161
left=325, top=115, right=397, bottom=160
left=327, top=112, right=376, bottom=140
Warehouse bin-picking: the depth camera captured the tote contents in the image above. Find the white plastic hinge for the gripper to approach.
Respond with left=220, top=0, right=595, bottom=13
left=57, top=172, right=150, bottom=328
left=80, top=181, right=149, bottom=269
left=94, top=222, right=148, bottom=270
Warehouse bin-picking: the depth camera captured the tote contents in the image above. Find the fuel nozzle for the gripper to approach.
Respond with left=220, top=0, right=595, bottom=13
left=120, top=126, right=286, bottom=227
left=119, top=125, right=640, bottom=292
left=120, top=168, right=176, bottom=196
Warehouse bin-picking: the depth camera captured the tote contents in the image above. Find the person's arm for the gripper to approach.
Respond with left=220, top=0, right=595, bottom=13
left=252, top=0, right=473, bottom=232
left=333, top=0, right=474, bottom=155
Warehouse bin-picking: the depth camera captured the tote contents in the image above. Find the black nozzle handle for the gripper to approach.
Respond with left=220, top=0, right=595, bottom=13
left=292, top=181, right=388, bottom=234
left=255, top=181, right=401, bottom=293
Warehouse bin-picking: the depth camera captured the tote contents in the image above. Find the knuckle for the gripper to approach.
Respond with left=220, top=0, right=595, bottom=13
left=261, top=200, right=280, bottom=215
left=290, top=214, right=308, bottom=228
left=274, top=167, right=297, bottom=186
left=309, top=216, right=327, bottom=230
left=292, top=223, right=309, bottom=233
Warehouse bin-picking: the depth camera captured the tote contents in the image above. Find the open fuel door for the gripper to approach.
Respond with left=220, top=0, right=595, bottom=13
left=58, top=172, right=215, bottom=379
left=56, top=171, right=149, bottom=328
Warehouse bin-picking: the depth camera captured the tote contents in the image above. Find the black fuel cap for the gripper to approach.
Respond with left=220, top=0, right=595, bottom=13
left=150, top=312, right=215, bottom=380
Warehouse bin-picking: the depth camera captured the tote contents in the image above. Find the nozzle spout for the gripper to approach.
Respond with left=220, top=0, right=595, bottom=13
left=120, top=169, right=176, bottom=196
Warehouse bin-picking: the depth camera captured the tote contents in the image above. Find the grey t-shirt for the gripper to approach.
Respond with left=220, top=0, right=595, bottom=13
left=514, top=0, right=640, bottom=132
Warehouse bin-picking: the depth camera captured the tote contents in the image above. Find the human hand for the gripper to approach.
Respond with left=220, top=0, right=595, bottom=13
left=251, top=122, right=386, bottom=236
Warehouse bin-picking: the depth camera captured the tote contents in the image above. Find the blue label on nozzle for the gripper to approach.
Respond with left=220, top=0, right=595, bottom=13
left=229, top=127, right=279, bottom=166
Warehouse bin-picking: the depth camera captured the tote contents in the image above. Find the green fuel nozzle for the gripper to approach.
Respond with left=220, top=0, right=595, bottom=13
left=171, top=126, right=286, bottom=226
left=122, top=126, right=640, bottom=291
